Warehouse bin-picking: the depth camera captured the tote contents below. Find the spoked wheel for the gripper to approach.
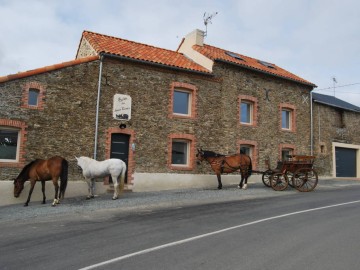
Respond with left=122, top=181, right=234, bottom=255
left=286, top=171, right=295, bottom=188
left=270, top=172, right=289, bottom=191
left=262, top=170, right=273, bottom=187
left=293, top=168, right=318, bottom=192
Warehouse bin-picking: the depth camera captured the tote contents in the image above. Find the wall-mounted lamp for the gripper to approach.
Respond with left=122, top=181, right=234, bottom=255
left=119, top=123, right=127, bottom=129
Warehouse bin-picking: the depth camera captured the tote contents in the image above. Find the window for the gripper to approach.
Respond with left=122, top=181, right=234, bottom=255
left=336, top=109, right=345, bottom=128
left=28, top=88, right=40, bottom=106
left=282, top=109, right=291, bottom=129
left=240, top=145, right=251, bottom=156
left=239, top=95, right=258, bottom=126
left=169, top=82, right=197, bottom=119
left=173, top=90, right=191, bottom=115
left=280, top=103, right=296, bottom=132
left=281, top=148, right=293, bottom=161
left=0, top=128, right=20, bottom=162
left=238, top=140, right=258, bottom=169
left=168, top=134, right=195, bottom=170
left=240, top=102, right=252, bottom=124
left=22, top=82, right=45, bottom=110
left=171, top=140, right=189, bottom=166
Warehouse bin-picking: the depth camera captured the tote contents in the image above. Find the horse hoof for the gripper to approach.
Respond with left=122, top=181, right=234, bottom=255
left=51, top=203, right=56, bottom=207
left=112, top=197, right=118, bottom=200
left=24, top=204, right=28, bottom=207
left=242, top=184, right=248, bottom=190
left=217, top=186, right=222, bottom=190
left=86, top=195, right=94, bottom=200
left=238, top=185, right=241, bottom=189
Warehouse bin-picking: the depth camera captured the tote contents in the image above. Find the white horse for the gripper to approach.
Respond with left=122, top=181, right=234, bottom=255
left=75, top=156, right=127, bottom=200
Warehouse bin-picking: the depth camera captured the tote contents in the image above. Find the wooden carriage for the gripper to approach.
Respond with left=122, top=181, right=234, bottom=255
left=261, top=155, right=318, bottom=192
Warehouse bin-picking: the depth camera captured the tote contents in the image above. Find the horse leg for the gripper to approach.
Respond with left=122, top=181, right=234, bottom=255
left=238, top=173, right=248, bottom=190
left=217, top=173, right=222, bottom=189
left=52, top=178, right=60, bottom=207
left=41, top=180, right=46, bottom=204
left=24, top=181, right=36, bottom=207
left=86, top=178, right=95, bottom=199
left=112, top=175, right=119, bottom=200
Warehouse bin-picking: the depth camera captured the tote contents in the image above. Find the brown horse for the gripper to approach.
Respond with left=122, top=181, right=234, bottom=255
left=14, top=156, right=68, bottom=207
left=196, top=148, right=252, bottom=190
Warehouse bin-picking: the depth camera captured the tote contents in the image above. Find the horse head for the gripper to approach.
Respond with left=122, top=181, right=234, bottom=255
left=13, top=178, right=24, bottom=198
left=196, top=148, right=205, bottom=165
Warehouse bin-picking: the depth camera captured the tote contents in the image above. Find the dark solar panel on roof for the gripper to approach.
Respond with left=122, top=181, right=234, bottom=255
left=258, top=60, right=275, bottom=69
left=225, top=51, right=244, bottom=61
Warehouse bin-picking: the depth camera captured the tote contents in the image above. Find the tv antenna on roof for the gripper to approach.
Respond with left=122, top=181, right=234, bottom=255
left=203, top=12, right=218, bottom=37
left=332, top=76, right=337, bottom=97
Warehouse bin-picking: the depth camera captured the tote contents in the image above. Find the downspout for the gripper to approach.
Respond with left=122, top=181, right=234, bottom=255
left=94, top=54, right=104, bottom=160
left=310, top=91, right=313, bottom=155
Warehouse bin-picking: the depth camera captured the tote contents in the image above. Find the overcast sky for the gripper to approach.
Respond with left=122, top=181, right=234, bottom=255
left=1, top=0, right=359, bottom=106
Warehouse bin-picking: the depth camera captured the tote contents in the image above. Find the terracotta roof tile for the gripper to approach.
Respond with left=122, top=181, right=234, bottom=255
left=193, top=44, right=316, bottom=87
left=0, top=56, right=99, bottom=83
left=82, top=31, right=210, bottom=74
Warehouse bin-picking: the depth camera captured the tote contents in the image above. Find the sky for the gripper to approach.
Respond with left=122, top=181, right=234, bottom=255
left=1, top=0, right=359, bottom=107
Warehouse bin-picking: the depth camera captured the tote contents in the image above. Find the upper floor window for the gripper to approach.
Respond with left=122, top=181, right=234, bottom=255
left=240, top=102, right=252, bottom=124
left=28, top=88, right=40, bottom=106
left=21, top=82, right=45, bottom=110
left=173, top=90, right=191, bottom=116
left=169, top=82, right=197, bottom=119
left=335, top=109, right=345, bottom=128
left=282, top=109, right=292, bottom=129
left=280, top=103, right=296, bottom=132
left=0, top=128, right=20, bottom=162
left=239, top=95, right=258, bottom=126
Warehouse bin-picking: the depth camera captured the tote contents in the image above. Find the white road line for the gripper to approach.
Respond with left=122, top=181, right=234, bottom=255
left=78, top=200, right=360, bottom=270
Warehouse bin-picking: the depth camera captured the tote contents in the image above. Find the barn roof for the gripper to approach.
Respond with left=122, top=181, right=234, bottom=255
left=312, top=92, right=360, bottom=112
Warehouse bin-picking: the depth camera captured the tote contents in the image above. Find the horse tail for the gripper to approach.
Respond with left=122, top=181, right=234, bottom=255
left=119, top=162, right=127, bottom=191
left=60, top=158, right=69, bottom=199
left=248, top=156, right=253, bottom=177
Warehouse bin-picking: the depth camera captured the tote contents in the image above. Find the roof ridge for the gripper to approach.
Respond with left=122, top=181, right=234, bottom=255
left=83, top=30, right=182, bottom=55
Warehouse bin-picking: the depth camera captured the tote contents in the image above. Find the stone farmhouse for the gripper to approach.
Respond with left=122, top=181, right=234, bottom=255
left=2, top=28, right=346, bottom=193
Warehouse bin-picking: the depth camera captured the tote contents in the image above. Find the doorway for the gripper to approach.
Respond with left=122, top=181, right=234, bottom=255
left=110, top=133, right=130, bottom=183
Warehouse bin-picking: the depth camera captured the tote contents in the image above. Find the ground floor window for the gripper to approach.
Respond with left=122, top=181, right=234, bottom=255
left=281, top=148, right=293, bottom=161
left=172, top=140, right=189, bottom=166
left=0, top=128, right=19, bottom=161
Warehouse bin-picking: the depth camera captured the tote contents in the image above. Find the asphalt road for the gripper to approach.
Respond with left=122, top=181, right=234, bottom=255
left=1, top=182, right=360, bottom=270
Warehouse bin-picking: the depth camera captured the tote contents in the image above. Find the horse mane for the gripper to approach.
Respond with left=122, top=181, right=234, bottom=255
left=16, top=159, right=41, bottom=181
left=202, top=150, right=224, bottom=158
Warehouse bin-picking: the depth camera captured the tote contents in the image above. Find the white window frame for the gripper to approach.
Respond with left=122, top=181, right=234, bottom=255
left=281, top=109, right=292, bottom=130
left=240, top=101, right=253, bottom=124
left=0, top=127, right=20, bottom=162
left=171, top=139, right=190, bottom=167
left=173, top=89, right=192, bottom=117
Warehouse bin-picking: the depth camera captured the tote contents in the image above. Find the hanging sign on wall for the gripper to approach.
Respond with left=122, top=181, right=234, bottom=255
left=113, top=94, right=131, bottom=121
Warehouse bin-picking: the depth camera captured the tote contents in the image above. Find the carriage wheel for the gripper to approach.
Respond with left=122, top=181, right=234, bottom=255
left=286, top=171, right=295, bottom=188
left=270, top=172, right=289, bottom=191
left=293, top=168, right=318, bottom=192
left=262, top=170, right=273, bottom=187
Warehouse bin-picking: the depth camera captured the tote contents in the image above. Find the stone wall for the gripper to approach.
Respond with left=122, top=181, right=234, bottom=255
left=312, top=102, right=360, bottom=175
left=0, top=56, right=315, bottom=186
